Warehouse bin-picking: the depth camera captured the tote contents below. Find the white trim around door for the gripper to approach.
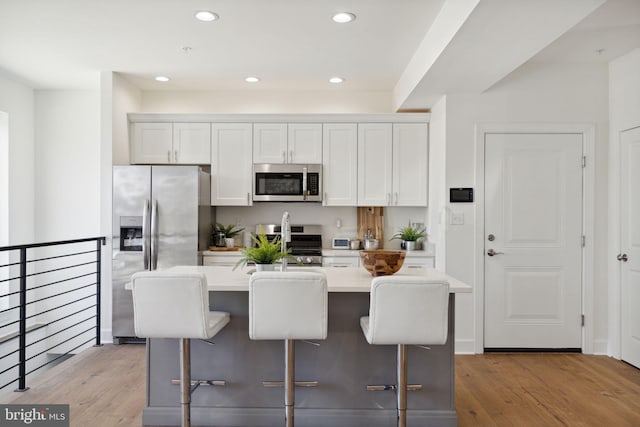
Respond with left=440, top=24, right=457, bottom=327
left=474, top=123, right=596, bottom=354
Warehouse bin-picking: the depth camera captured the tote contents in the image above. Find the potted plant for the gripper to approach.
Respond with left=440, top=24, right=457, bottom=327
left=233, top=225, right=294, bottom=271
left=213, top=223, right=245, bottom=248
left=390, top=222, right=427, bottom=251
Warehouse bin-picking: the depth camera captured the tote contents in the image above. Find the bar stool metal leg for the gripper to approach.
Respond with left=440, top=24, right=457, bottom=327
left=397, top=344, right=407, bottom=427
left=180, top=338, right=191, bottom=427
left=285, top=339, right=295, bottom=427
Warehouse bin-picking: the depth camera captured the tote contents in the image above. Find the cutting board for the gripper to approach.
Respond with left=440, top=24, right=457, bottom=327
left=357, top=207, right=385, bottom=249
left=208, top=246, right=242, bottom=251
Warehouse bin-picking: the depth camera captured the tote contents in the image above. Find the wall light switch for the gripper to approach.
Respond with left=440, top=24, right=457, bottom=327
left=451, top=212, right=464, bottom=225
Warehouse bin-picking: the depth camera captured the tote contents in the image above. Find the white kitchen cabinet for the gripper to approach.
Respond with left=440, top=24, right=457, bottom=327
left=357, top=123, right=428, bottom=207
left=131, top=123, right=173, bottom=164
left=392, top=123, right=428, bottom=206
left=288, top=123, right=322, bottom=163
left=357, top=123, right=393, bottom=206
left=172, top=123, right=211, bottom=164
left=402, top=254, right=435, bottom=269
left=131, top=122, right=211, bottom=164
left=323, top=256, right=360, bottom=268
left=253, top=123, right=322, bottom=164
left=322, top=123, right=358, bottom=206
left=253, top=123, right=288, bottom=163
left=202, top=253, right=243, bottom=267
left=211, top=123, right=253, bottom=206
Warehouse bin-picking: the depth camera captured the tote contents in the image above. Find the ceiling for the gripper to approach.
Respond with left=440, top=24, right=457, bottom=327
left=0, top=0, right=638, bottom=110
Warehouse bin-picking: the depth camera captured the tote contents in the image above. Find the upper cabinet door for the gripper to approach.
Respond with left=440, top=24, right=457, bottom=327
left=288, top=123, right=322, bottom=163
left=253, top=123, right=288, bottom=163
left=392, top=123, right=428, bottom=206
left=172, top=123, right=211, bottom=164
left=131, top=123, right=173, bottom=164
left=358, top=123, right=393, bottom=206
left=211, top=123, right=253, bottom=206
left=323, top=124, right=357, bottom=206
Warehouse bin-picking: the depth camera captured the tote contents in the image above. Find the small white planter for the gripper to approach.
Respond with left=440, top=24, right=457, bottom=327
left=225, top=238, right=235, bottom=248
left=255, top=264, right=275, bottom=272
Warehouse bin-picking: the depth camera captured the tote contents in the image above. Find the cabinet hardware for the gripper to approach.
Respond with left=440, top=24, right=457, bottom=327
left=487, top=249, right=504, bottom=256
left=617, top=253, right=628, bottom=262
left=167, top=150, right=171, bottom=162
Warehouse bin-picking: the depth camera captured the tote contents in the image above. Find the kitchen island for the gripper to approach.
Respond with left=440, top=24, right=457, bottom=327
left=141, top=266, right=470, bottom=427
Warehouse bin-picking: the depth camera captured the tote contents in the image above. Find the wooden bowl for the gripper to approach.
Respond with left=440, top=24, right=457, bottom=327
left=359, top=250, right=406, bottom=277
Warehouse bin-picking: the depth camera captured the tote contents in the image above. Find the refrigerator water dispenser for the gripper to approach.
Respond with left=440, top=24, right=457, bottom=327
left=120, top=216, right=143, bottom=251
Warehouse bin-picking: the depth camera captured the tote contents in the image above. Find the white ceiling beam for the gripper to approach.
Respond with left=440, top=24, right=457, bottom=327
left=394, top=0, right=606, bottom=110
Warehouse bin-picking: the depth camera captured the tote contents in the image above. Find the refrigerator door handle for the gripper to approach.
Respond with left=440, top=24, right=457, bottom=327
left=151, top=199, right=159, bottom=270
left=142, top=199, right=150, bottom=270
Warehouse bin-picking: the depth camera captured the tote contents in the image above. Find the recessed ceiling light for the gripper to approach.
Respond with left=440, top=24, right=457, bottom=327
left=194, top=10, right=218, bottom=22
left=329, top=77, right=345, bottom=84
left=332, top=12, right=356, bottom=23
left=245, top=76, right=260, bottom=83
left=155, top=76, right=170, bottom=82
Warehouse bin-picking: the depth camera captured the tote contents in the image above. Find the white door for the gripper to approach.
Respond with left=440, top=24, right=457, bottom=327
left=621, top=126, right=640, bottom=368
left=484, top=133, right=583, bottom=349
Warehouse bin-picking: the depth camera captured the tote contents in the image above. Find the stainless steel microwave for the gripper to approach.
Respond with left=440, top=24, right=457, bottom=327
left=253, top=163, right=322, bottom=202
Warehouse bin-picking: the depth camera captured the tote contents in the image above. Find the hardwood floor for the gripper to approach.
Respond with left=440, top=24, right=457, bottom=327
left=1, top=344, right=639, bottom=426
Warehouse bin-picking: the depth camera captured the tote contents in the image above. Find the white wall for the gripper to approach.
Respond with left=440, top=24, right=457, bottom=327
left=34, top=90, right=101, bottom=241
left=140, top=90, right=393, bottom=114
left=442, top=62, right=609, bottom=353
left=98, top=72, right=143, bottom=342
left=112, top=73, right=141, bottom=165
left=428, top=96, right=447, bottom=271
left=607, top=48, right=640, bottom=357
left=0, top=71, right=35, bottom=246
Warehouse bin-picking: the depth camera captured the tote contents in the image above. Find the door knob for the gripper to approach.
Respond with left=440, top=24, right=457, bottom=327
left=487, top=249, right=504, bottom=257
left=617, top=253, right=628, bottom=262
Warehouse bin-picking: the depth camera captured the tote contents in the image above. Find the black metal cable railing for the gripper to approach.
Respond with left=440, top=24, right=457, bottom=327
left=0, top=236, right=105, bottom=392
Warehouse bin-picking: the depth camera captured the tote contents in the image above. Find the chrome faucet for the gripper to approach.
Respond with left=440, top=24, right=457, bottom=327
left=281, top=211, right=291, bottom=272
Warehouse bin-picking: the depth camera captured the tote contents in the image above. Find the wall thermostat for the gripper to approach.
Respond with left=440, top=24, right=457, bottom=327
left=450, top=188, right=474, bottom=203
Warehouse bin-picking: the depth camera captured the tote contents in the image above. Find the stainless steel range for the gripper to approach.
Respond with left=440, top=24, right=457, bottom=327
left=257, top=224, right=322, bottom=266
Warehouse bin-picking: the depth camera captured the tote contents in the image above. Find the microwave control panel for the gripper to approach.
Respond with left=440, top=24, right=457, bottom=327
left=308, top=174, right=320, bottom=195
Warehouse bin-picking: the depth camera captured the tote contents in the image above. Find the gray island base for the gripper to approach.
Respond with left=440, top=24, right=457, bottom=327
left=143, top=292, right=457, bottom=426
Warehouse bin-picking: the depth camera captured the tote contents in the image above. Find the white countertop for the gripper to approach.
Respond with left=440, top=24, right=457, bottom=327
left=156, top=265, right=470, bottom=293
left=203, top=249, right=436, bottom=257
left=322, top=249, right=435, bottom=257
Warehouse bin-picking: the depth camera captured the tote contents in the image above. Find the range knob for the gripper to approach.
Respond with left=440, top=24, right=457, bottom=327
left=306, top=257, right=313, bottom=264
left=296, top=256, right=303, bottom=263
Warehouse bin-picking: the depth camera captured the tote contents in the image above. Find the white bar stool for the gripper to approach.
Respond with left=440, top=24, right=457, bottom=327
left=249, top=271, right=328, bottom=427
left=131, top=271, right=230, bottom=427
left=360, top=276, right=449, bottom=427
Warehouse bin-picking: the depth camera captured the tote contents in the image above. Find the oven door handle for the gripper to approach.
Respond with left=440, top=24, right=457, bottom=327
left=302, top=166, right=308, bottom=201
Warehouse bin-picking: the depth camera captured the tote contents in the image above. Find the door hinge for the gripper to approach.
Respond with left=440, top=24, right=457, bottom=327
left=581, top=314, right=585, bottom=327
left=582, top=156, right=586, bottom=168
left=581, top=235, right=586, bottom=247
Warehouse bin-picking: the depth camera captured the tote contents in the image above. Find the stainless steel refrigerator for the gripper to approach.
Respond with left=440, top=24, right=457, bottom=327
left=112, top=165, right=212, bottom=343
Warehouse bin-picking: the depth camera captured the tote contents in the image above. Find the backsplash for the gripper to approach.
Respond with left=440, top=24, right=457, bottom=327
left=215, top=204, right=428, bottom=250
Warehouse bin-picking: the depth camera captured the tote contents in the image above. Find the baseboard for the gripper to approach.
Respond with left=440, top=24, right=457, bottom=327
left=592, top=339, right=608, bottom=355
left=100, top=328, right=113, bottom=344
left=455, top=339, right=476, bottom=354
